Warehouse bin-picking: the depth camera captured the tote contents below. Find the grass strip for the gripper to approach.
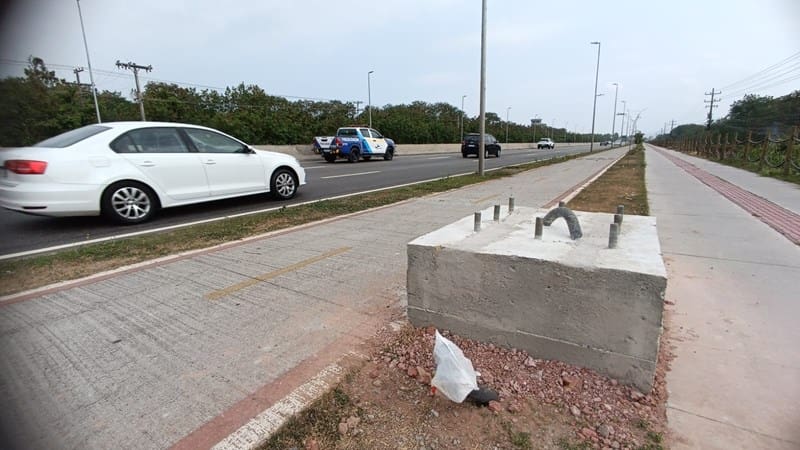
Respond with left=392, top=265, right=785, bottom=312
left=1, top=153, right=594, bottom=297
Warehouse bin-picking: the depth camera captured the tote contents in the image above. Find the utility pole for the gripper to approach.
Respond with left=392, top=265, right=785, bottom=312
left=116, top=60, right=152, bottom=121
left=73, top=67, right=85, bottom=85
left=354, top=100, right=362, bottom=119
left=669, top=119, right=676, bottom=133
left=704, top=88, right=720, bottom=129
left=460, top=95, right=467, bottom=142
left=505, top=106, right=511, bottom=143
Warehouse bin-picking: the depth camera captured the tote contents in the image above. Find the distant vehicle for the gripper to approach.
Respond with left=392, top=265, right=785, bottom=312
left=323, top=126, right=396, bottom=163
left=0, top=122, right=306, bottom=224
left=600, top=140, right=611, bottom=146
left=312, top=136, right=334, bottom=154
left=537, top=138, right=555, bottom=149
left=461, top=133, right=501, bottom=158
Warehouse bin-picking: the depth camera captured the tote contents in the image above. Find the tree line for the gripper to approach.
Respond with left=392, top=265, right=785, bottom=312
left=0, top=57, right=613, bottom=147
left=656, top=90, right=800, bottom=142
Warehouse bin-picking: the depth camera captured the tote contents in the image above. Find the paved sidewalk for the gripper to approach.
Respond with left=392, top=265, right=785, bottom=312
left=0, top=148, right=627, bottom=450
left=645, top=145, right=800, bottom=449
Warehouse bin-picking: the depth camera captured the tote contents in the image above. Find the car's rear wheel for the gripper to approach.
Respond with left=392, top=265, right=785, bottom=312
left=383, top=149, right=394, bottom=160
left=102, top=181, right=159, bottom=224
left=324, top=154, right=336, bottom=163
left=348, top=149, right=360, bottom=163
left=271, top=168, right=298, bottom=200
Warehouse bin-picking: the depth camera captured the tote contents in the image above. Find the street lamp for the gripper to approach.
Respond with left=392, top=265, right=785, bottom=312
left=367, top=70, right=374, bottom=128
left=611, top=82, right=619, bottom=147
left=460, top=95, right=467, bottom=142
left=478, top=0, right=487, bottom=176
left=76, top=0, right=101, bottom=123
left=619, top=100, right=627, bottom=143
left=505, top=106, right=511, bottom=143
left=563, top=121, right=568, bottom=142
left=589, top=41, right=601, bottom=152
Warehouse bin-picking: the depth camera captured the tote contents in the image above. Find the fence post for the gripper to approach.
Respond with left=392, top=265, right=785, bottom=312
left=785, top=126, right=797, bottom=176
left=744, top=131, right=751, bottom=162
left=759, top=131, right=770, bottom=171
left=721, top=133, right=728, bottom=160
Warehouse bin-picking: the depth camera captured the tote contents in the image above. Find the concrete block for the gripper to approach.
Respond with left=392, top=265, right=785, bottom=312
left=407, top=207, right=666, bottom=392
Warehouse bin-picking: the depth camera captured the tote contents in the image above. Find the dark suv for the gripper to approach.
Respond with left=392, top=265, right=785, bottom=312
left=461, top=133, right=501, bottom=158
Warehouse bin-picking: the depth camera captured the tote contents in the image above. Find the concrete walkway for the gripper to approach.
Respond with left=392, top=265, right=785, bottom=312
left=0, top=148, right=627, bottom=450
left=645, top=145, right=800, bottom=449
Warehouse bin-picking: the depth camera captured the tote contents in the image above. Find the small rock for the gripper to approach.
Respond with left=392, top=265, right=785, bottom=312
left=630, top=390, right=645, bottom=401
left=507, top=403, right=521, bottom=413
left=372, top=379, right=383, bottom=387
left=581, top=427, right=598, bottom=439
left=338, top=422, right=348, bottom=435
left=346, top=416, right=360, bottom=428
left=488, top=401, right=502, bottom=413
left=430, top=409, right=439, bottom=418
left=417, top=366, right=431, bottom=384
left=369, top=368, right=380, bottom=378
left=562, top=375, right=583, bottom=392
left=570, top=405, right=581, bottom=417
left=398, top=362, right=407, bottom=371
left=407, top=366, right=418, bottom=378
left=597, top=424, right=614, bottom=438
left=603, top=403, right=613, bottom=411
left=611, top=441, right=620, bottom=449
left=425, top=326, right=436, bottom=335
left=304, top=438, right=319, bottom=450
left=610, top=379, right=618, bottom=386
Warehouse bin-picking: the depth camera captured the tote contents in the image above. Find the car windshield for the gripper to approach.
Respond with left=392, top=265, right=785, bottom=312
left=34, top=125, right=111, bottom=148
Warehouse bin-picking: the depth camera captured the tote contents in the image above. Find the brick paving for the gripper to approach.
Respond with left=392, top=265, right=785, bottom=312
left=654, top=147, right=800, bottom=245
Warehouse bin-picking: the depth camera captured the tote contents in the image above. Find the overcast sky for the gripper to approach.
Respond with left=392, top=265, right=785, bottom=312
left=1, top=0, right=798, bottom=137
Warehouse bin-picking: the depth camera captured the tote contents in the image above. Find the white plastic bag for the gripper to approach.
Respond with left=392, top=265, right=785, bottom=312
left=431, top=330, right=478, bottom=403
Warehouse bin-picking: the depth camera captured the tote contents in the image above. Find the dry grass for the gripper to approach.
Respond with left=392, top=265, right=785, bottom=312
left=567, top=145, right=649, bottom=216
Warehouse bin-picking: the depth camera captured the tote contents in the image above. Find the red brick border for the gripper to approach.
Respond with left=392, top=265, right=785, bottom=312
left=654, top=147, right=800, bottom=245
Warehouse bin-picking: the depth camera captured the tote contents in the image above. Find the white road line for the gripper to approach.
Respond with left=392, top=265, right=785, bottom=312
left=302, top=165, right=328, bottom=169
left=426, top=156, right=450, bottom=160
left=320, top=171, right=380, bottom=179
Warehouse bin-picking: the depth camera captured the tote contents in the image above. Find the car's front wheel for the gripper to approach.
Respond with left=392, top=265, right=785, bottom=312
left=383, top=149, right=394, bottom=160
left=324, top=153, right=336, bottom=163
left=271, top=168, right=298, bottom=200
left=102, top=181, right=159, bottom=224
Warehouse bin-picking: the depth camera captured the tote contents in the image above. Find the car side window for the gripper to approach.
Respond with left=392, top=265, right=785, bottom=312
left=110, top=128, right=188, bottom=154
left=359, top=128, right=372, bottom=138
left=371, top=129, right=383, bottom=139
left=184, top=128, right=245, bottom=153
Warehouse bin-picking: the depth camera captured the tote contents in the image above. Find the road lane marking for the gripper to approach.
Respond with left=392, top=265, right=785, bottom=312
left=320, top=171, right=380, bottom=179
left=206, top=247, right=350, bottom=300
left=303, top=165, right=328, bottom=169
left=426, top=156, right=450, bottom=160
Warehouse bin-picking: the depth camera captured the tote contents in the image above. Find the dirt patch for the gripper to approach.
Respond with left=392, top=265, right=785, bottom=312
left=263, top=322, right=668, bottom=450
left=568, top=147, right=649, bottom=216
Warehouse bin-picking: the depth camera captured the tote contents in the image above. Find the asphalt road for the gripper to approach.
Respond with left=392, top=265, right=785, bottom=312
left=0, top=144, right=593, bottom=256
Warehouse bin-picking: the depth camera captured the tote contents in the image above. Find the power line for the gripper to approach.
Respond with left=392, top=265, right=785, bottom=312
left=721, top=51, right=800, bottom=91
left=723, top=63, right=800, bottom=98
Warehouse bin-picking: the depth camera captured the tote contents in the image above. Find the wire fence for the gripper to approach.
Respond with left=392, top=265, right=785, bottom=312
left=657, top=126, right=800, bottom=175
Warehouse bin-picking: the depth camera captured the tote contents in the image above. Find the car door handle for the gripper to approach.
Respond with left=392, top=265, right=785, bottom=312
left=203, top=159, right=216, bottom=165
left=139, top=161, right=156, bottom=167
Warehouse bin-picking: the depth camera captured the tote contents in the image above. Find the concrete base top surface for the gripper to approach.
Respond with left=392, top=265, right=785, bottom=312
left=409, top=206, right=666, bottom=278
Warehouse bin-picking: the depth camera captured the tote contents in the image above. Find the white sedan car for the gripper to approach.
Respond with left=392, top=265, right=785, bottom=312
left=0, top=122, right=306, bottom=224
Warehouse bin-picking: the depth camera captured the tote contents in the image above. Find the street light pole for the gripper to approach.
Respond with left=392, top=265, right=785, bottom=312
left=76, top=0, right=101, bottom=123
left=460, top=94, right=467, bottom=142
left=611, top=82, right=619, bottom=146
left=478, top=0, right=487, bottom=176
left=367, top=70, right=374, bottom=128
left=505, top=106, right=511, bottom=143
left=589, top=41, right=601, bottom=152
